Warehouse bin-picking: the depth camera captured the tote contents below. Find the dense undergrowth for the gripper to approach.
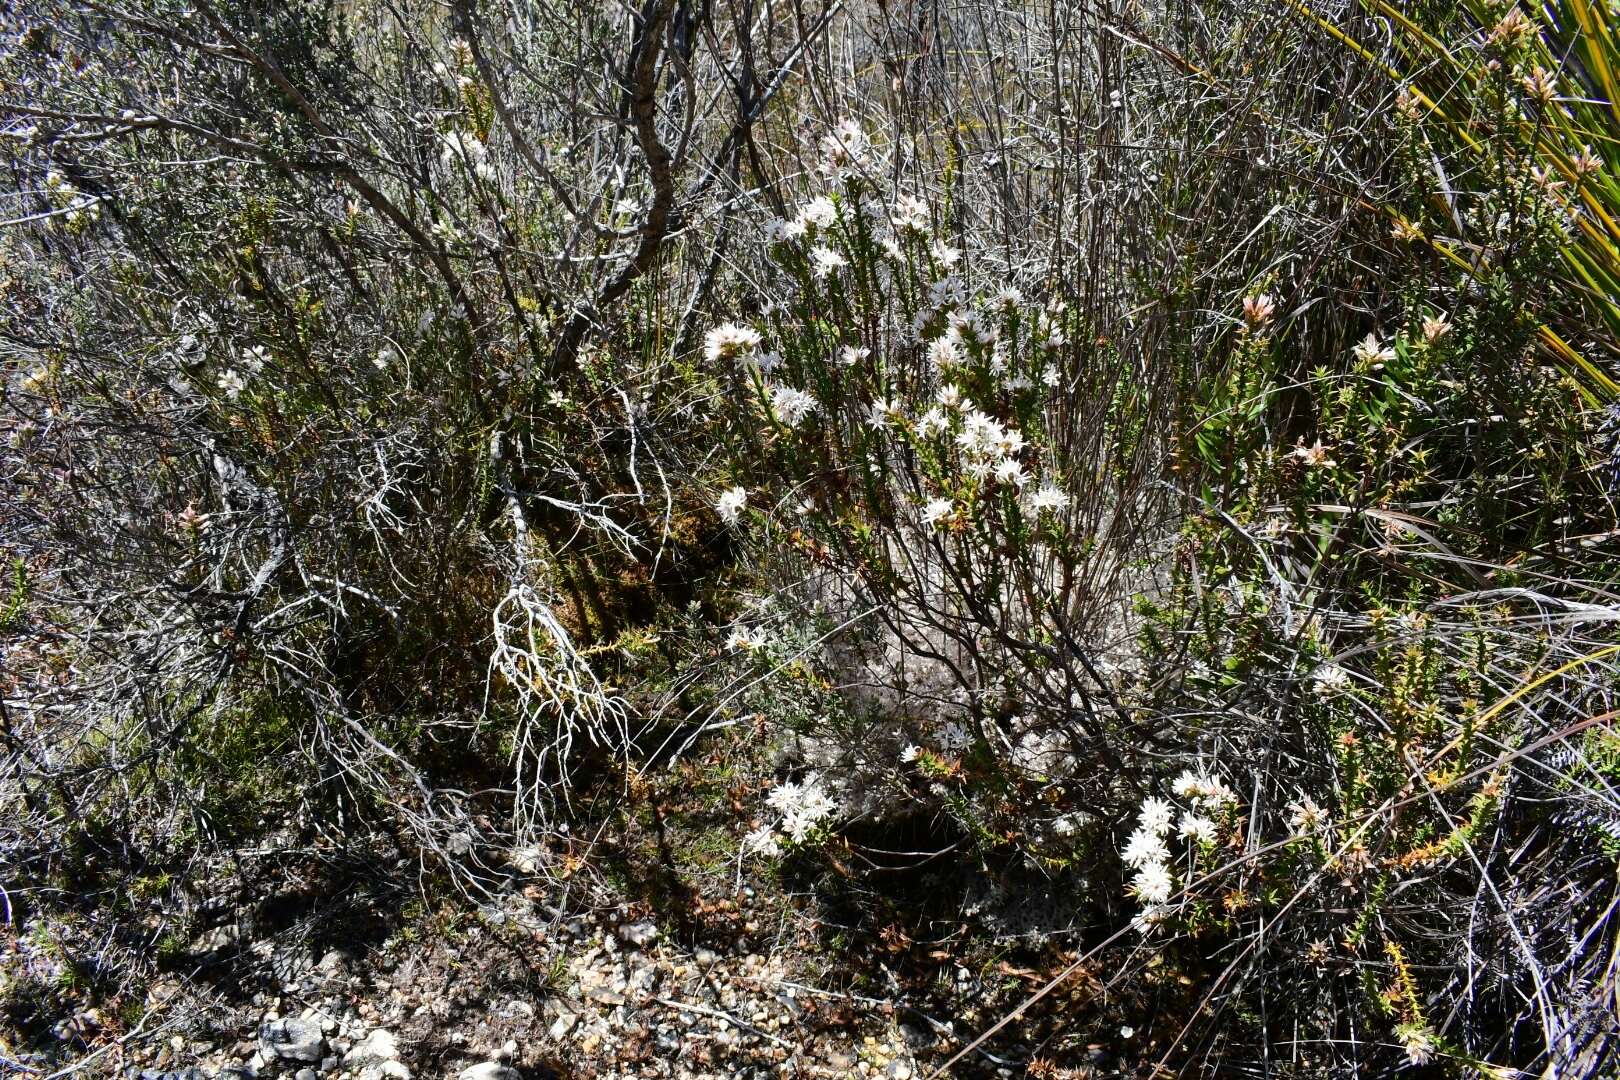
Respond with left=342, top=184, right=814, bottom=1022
left=3, top=0, right=1620, bottom=1075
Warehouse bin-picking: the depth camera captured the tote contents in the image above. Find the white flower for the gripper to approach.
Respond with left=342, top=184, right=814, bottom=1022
left=1138, top=796, right=1177, bottom=836
left=936, top=720, right=973, bottom=752
left=1396, top=1023, right=1436, bottom=1067
left=1131, top=904, right=1170, bottom=934
left=769, top=385, right=818, bottom=428
left=992, top=458, right=1028, bottom=487
left=922, top=498, right=954, bottom=528
left=440, top=130, right=487, bottom=168
left=929, top=275, right=966, bottom=307
left=798, top=196, right=838, bottom=228
left=780, top=216, right=810, bottom=240
left=705, top=323, right=763, bottom=364
left=217, top=369, right=247, bottom=399
left=900, top=744, right=921, bottom=763
left=742, top=825, right=781, bottom=857
left=868, top=399, right=901, bottom=428
left=754, top=350, right=783, bottom=373
left=1178, top=813, right=1216, bottom=843
left=928, top=337, right=962, bottom=370
left=716, top=486, right=748, bottom=524
left=994, top=425, right=1025, bottom=458
left=1121, top=826, right=1169, bottom=869
left=916, top=408, right=949, bottom=438
left=240, top=345, right=268, bottom=373
left=936, top=383, right=965, bottom=410
left=809, top=245, right=848, bottom=279
left=769, top=776, right=836, bottom=842
left=1289, top=798, right=1330, bottom=836
left=1310, top=664, right=1351, bottom=696
left=956, top=410, right=1005, bottom=458
left=1040, top=365, right=1060, bottom=387
left=726, top=626, right=766, bottom=651
left=820, top=118, right=867, bottom=165
left=839, top=345, right=870, bottom=367
left=995, top=286, right=1024, bottom=308
left=1131, top=862, right=1175, bottom=904
left=1171, top=771, right=1206, bottom=799
left=931, top=240, right=961, bottom=266
left=1024, top=484, right=1070, bottom=513
left=893, top=194, right=930, bottom=233
left=1172, top=771, right=1238, bottom=809
left=766, top=780, right=801, bottom=815
left=1351, top=332, right=1397, bottom=367
left=1036, top=310, right=1067, bottom=349
left=1291, top=440, right=1337, bottom=468
left=373, top=346, right=397, bottom=371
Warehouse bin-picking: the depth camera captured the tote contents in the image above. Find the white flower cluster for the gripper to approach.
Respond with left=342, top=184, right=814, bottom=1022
left=725, top=625, right=769, bottom=651
left=1123, top=770, right=1236, bottom=926
left=715, top=485, right=747, bottom=524
left=704, top=322, right=764, bottom=365
left=1310, top=663, right=1352, bottom=696
left=903, top=391, right=1070, bottom=515
left=769, top=385, right=818, bottom=428
left=1287, top=796, right=1332, bottom=838
left=1171, top=769, right=1237, bottom=807
left=1122, top=796, right=1178, bottom=906
left=704, top=323, right=818, bottom=430
left=819, top=118, right=869, bottom=171
left=763, top=775, right=837, bottom=843
left=44, top=169, right=101, bottom=227
left=441, top=130, right=494, bottom=180
left=739, top=145, right=1083, bottom=535
left=216, top=369, right=247, bottom=399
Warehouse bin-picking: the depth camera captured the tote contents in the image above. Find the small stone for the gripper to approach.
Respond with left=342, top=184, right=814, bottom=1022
left=344, top=1029, right=400, bottom=1067
left=296, top=1071, right=317, bottom=1080
left=260, top=1018, right=327, bottom=1064
left=456, top=1065, right=520, bottom=1080
left=616, top=920, right=658, bottom=948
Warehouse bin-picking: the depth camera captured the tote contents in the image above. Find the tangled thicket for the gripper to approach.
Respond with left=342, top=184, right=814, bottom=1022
left=4, top=0, right=1620, bottom=1075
